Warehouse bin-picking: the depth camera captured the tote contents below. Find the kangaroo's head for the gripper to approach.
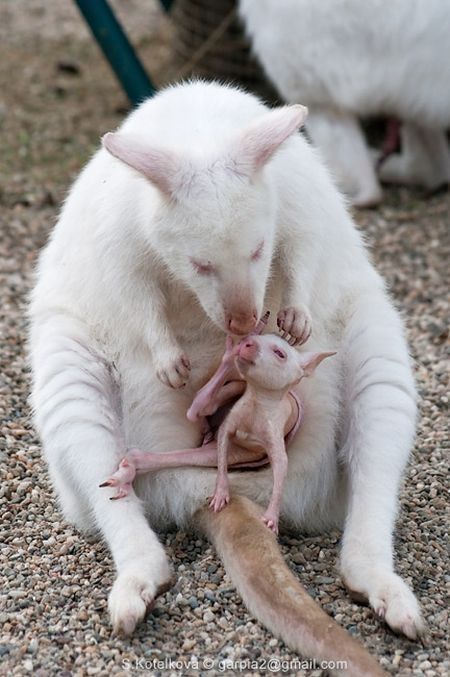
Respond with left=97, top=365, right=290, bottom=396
left=102, top=104, right=307, bottom=335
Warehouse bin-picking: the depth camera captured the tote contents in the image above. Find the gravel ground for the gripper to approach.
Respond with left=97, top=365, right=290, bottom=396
left=1, top=2, right=449, bottom=675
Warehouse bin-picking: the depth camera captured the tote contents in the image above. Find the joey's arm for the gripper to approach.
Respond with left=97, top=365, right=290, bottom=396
left=187, top=312, right=270, bottom=422
left=187, top=336, right=240, bottom=421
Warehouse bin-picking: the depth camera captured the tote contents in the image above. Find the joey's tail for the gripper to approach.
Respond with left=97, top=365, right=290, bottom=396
left=196, top=496, right=385, bottom=677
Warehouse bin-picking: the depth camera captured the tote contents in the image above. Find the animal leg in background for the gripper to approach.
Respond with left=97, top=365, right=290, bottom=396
left=379, top=122, right=450, bottom=191
left=306, top=108, right=383, bottom=207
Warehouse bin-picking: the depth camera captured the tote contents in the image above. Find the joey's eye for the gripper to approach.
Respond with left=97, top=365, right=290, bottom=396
left=273, top=347, right=287, bottom=360
left=191, top=259, right=215, bottom=275
left=251, top=241, right=264, bottom=261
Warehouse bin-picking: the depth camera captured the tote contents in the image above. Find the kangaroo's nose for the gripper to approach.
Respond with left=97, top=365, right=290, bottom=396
left=228, top=313, right=257, bottom=335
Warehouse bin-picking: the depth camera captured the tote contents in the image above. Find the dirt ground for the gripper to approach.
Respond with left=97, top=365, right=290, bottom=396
left=0, top=1, right=449, bottom=675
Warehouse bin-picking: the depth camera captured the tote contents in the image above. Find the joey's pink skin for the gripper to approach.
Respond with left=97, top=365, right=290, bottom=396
left=209, top=334, right=335, bottom=533
left=186, top=310, right=270, bottom=423
left=101, top=330, right=335, bottom=534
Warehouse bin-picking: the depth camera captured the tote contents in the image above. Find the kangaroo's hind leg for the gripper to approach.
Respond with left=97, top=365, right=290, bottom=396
left=31, top=313, right=172, bottom=635
left=338, top=294, right=425, bottom=640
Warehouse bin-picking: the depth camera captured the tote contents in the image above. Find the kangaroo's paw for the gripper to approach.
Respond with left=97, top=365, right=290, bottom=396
left=108, top=561, right=173, bottom=635
left=343, top=568, right=425, bottom=640
left=277, top=305, right=312, bottom=346
left=155, top=347, right=191, bottom=389
left=368, top=574, right=426, bottom=640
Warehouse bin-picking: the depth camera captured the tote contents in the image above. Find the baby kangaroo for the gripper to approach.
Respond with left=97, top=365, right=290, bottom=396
left=101, top=331, right=334, bottom=534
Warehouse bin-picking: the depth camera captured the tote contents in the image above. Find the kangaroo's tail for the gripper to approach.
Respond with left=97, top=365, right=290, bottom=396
left=196, top=496, right=385, bottom=677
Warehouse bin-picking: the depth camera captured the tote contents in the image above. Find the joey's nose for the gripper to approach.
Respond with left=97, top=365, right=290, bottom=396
left=237, top=337, right=260, bottom=363
left=228, top=313, right=257, bottom=335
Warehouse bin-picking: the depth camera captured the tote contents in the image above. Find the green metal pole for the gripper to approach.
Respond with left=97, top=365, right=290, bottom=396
left=74, top=0, right=157, bottom=105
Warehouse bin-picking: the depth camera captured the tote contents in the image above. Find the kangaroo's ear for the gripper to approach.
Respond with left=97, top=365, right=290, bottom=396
left=102, top=132, right=179, bottom=197
left=297, top=351, right=336, bottom=378
left=232, top=104, right=308, bottom=175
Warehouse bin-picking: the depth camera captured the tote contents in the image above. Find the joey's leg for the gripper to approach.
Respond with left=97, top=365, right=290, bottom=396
left=209, top=426, right=232, bottom=512
left=261, top=440, right=288, bottom=534
left=30, top=315, right=172, bottom=635
left=379, top=123, right=450, bottom=191
left=101, top=443, right=220, bottom=499
left=101, top=441, right=269, bottom=499
left=339, top=296, right=425, bottom=639
left=306, top=108, right=382, bottom=207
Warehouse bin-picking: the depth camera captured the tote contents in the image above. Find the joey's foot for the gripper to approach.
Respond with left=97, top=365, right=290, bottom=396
left=155, top=347, right=191, bottom=389
left=108, top=559, right=173, bottom=635
left=277, top=306, right=311, bottom=346
left=342, top=566, right=426, bottom=640
left=100, top=457, right=136, bottom=500
left=209, top=487, right=230, bottom=513
left=261, top=511, right=279, bottom=535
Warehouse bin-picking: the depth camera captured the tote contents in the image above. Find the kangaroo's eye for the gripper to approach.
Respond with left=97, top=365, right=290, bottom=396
left=273, top=347, right=287, bottom=360
left=191, top=259, right=215, bottom=275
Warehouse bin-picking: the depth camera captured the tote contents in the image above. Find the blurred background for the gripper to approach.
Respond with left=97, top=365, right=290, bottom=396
left=0, top=2, right=448, bottom=675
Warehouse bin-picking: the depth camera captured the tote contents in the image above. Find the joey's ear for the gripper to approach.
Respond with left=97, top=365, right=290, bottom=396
left=232, top=104, right=307, bottom=175
left=297, top=351, right=336, bottom=378
left=102, top=132, right=179, bottom=197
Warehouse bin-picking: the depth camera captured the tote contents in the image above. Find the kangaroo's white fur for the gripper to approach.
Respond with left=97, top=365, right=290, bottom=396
left=239, top=0, right=450, bottom=205
left=29, top=81, right=423, bottom=650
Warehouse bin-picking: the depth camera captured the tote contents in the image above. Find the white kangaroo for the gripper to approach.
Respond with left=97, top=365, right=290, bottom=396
left=239, top=0, right=450, bottom=206
left=29, top=81, right=423, bottom=675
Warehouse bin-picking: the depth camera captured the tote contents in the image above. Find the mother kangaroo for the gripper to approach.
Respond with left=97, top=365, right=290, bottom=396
left=29, top=81, right=423, bottom=674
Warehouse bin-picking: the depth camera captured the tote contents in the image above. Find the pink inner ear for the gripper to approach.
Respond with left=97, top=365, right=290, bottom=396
left=299, top=351, right=336, bottom=377
left=102, top=132, right=178, bottom=196
left=234, top=104, right=308, bottom=174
